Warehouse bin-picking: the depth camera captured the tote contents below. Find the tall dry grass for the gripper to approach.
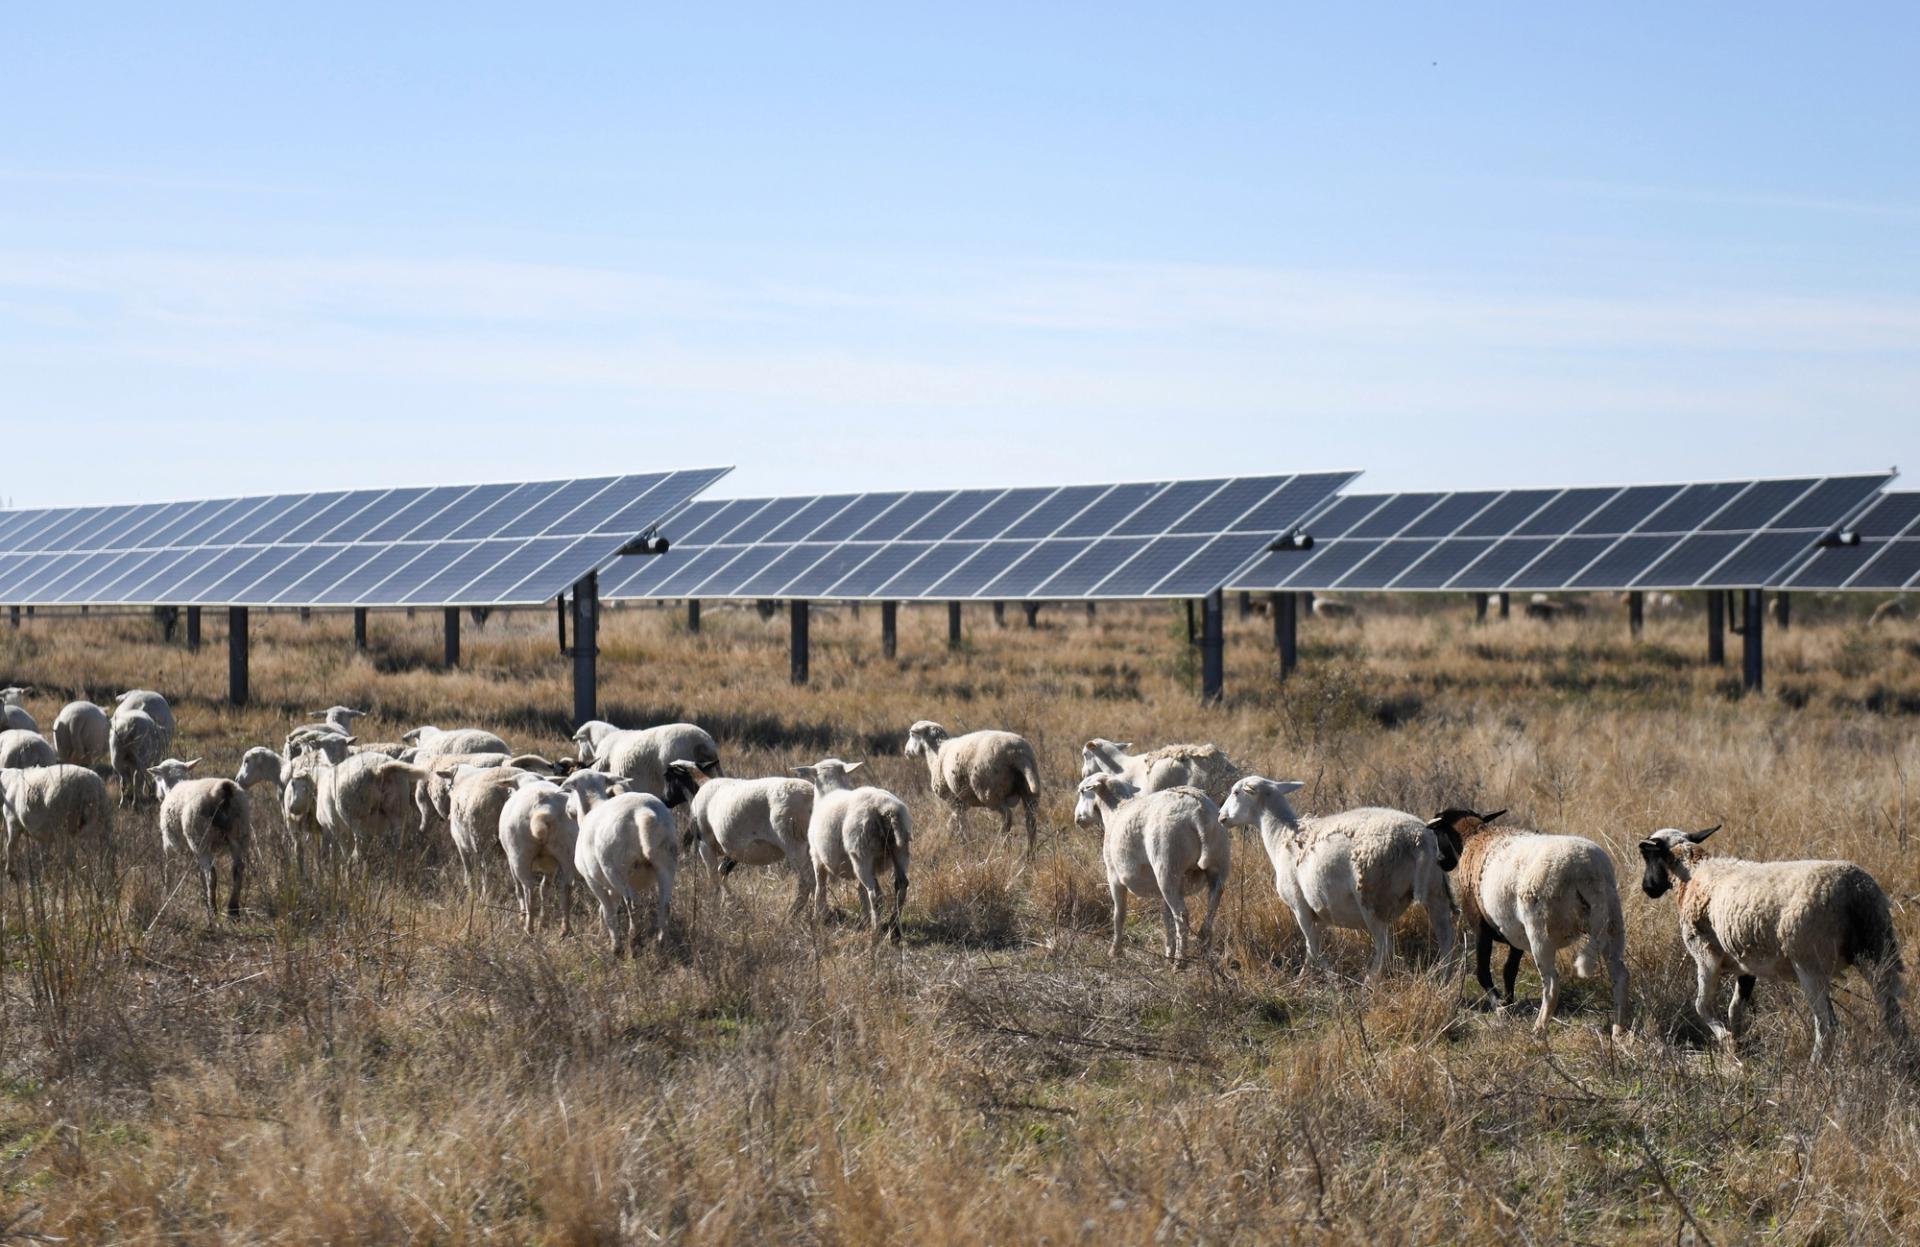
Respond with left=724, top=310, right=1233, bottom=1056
left=1, top=594, right=1918, bottom=1243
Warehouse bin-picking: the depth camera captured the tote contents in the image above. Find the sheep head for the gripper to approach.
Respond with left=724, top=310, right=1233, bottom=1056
left=1637, top=825, right=1719, bottom=899
left=793, top=759, right=863, bottom=793
left=0, top=686, right=29, bottom=706
left=1425, top=808, right=1506, bottom=873
left=661, top=760, right=709, bottom=809
left=235, top=747, right=288, bottom=789
left=1079, top=739, right=1132, bottom=779
left=1219, top=776, right=1306, bottom=831
left=903, top=721, right=949, bottom=758
left=560, top=768, right=627, bottom=819
left=1073, top=772, right=1139, bottom=831
left=147, top=757, right=202, bottom=791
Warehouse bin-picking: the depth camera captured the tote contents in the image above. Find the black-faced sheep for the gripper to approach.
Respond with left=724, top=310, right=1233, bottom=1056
left=1074, top=773, right=1228, bottom=965
left=1639, top=824, right=1906, bottom=1060
left=1428, top=809, right=1629, bottom=1039
left=1220, top=777, right=1454, bottom=983
left=662, top=761, right=815, bottom=913
left=904, top=720, right=1041, bottom=851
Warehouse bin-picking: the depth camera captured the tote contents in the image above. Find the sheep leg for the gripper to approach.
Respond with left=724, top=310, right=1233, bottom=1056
left=596, top=889, right=621, bottom=954
left=1607, top=951, right=1633, bottom=1040
left=1729, top=974, right=1757, bottom=1037
left=1362, top=914, right=1394, bottom=986
left=1502, top=946, right=1524, bottom=1005
left=813, top=863, right=832, bottom=928
left=1527, top=934, right=1561, bottom=1037
left=558, top=874, right=573, bottom=938
left=1693, top=959, right=1731, bottom=1045
left=199, top=852, right=218, bottom=921
left=227, top=853, right=244, bottom=919
left=653, top=870, right=673, bottom=950
left=1292, top=907, right=1328, bottom=973
left=787, top=852, right=813, bottom=918
left=1195, top=872, right=1226, bottom=952
left=1160, top=895, right=1185, bottom=965
left=853, top=858, right=885, bottom=944
left=1023, top=798, right=1038, bottom=856
left=1424, top=877, right=1457, bottom=970
left=1472, top=924, right=1498, bottom=1005
left=1795, top=966, right=1837, bottom=1061
left=515, top=872, right=535, bottom=933
left=1108, top=881, right=1128, bottom=958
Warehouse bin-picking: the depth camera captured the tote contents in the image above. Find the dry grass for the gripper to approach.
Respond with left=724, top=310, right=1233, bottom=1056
left=2, top=593, right=1919, bottom=1243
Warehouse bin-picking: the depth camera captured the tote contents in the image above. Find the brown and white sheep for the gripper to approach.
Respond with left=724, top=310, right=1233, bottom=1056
left=904, top=720, right=1041, bottom=851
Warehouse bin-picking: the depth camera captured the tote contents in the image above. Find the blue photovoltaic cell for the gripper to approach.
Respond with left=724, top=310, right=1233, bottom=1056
left=1155, top=533, right=1269, bottom=595
left=391, top=542, right=512, bottom=604
left=1642, top=482, right=1746, bottom=533
left=949, top=489, right=1054, bottom=541
left=1450, top=537, right=1556, bottom=588
left=1348, top=494, right=1446, bottom=539
left=1633, top=534, right=1748, bottom=587
left=1335, top=540, right=1436, bottom=589
left=1706, top=532, right=1819, bottom=587
left=496, top=478, right=618, bottom=539
left=1503, top=537, right=1617, bottom=590
left=1774, top=476, right=1886, bottom=531
left=1514, top=489, right=1617, bottom=537
left=281, top=492, right=378, bottom=545
left=1031, top=538, right=1138, bottom=596
left=736, top=545, right=835, bottom=597
left=929, top=542, right=1036, bottom=598
left=23, top=507, right=104, bottom=553
left=332, top=543, right=443, bottom=603
left=322, top=488, right=432, bottom=543
left=1302, top=495, right=1389, bottom=540
left=807, top=493, right=907, bottom=542
left=442, top=482, right=557, bottom=542
left=1700, top=479, right=1817, bottom=532
left=1853, top=493, right=1920, bottom=537
left=1004, top=486, right=1106, bottom=539
left=977, top=539, right=1093, bottom=598
left=400, top=484, right=507, bottom=541
left=196, top=547, right=298, bottom=604
left=1401, top=493, right=1499, bottom=538
left=851, top=492, right=951, bottom=542
left=273, top=546, right=381, bottom=604
left=1233, top=475, right=1348, bottom=533
left=73, top=550, right=177, bottom=602
left=115, top=550, right=213, bottom=603
left=231, top=547, right=334, bottom=603
left=1394, top=539, right=1497, bottom=589
left=600, top=547, right=685, bottom=598
left=1277, top=540, right=1382, bottom=587
left=781, top=544, right=885, bottom=597
left=691, top=545, right=788, bottom=596
left=600, top=474, right=713, bottom=535
left=1111, top=481, right=1222, bottom=537
left=1569, top=536, right=1679, bottom=590
left=1173, top=479, right=1282, bottom=535
left=549, top=476, right=663, bottom=536
left=877, top=543, right=981, bottom=597
left=762, top=497, right=859, bottom=544
left=1056, top=483, right=1163, bottom=538
left=826, top=544, right=932, bottom=597
left=898, top=491, right=1003, bottom=541
left=1458, top=492, right=1556, bottom=538
left=447, top=537, right=571, bottom=603
left=1574, top=485, right=1684, bottom=535
left=670, top=500, right=758, bottom=546
left=719, top=497, right=812, bottom=545
left=1857, top=541, right=1920, bottom=588
left=357, top=489, right=464, bottom=543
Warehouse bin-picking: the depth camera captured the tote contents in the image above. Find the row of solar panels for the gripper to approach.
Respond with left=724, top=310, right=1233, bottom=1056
left=0, top=470, right=728, bottom=607
left=1225, top=474, right=1897, bottom=594
left=598, top=473, right=1355, bottom=602
left=0, top=467, right=1913, bottom=610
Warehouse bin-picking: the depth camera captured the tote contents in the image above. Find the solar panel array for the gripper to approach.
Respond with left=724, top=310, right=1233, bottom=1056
left=1784, top=492, right=1920, bottom=590
left=0, top=469, right=729, bottom=609
left=601, top=473, right=1358, bottom=602
left=1230, top=474, right=1892, bottom=594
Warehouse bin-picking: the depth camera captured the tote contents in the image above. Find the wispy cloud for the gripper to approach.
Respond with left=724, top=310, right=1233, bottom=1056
left=1539, top=176, right=1919, bottom=221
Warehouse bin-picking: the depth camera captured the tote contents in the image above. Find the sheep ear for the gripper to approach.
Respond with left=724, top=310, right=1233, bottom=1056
left=791, top=766, right=814, bottom=779
left=1637, top=839, right=1664, bottom=857
left=1478, top=809, right=1506, bottom=825
left=1272, top=780, right=1306, bottom=796
left=1687, top=824, right=1720, bottom=844
left=185, top=758, right=202, bottom=769
left=844, top=761, right=864, bottom=774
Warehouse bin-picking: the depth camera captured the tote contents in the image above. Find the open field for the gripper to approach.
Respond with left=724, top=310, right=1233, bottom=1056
left=3, top=596, right=1920, bottom=1243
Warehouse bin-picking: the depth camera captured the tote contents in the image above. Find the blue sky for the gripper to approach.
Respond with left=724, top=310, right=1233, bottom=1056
left=4, top=4, right=1917, bottom=506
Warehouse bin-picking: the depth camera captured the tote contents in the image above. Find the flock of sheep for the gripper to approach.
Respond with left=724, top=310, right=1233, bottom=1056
left=0, top=684, right=1907, bottom=1063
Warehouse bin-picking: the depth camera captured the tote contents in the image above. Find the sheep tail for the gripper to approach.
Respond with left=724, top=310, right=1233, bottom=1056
left=377, top=761, right=437, bottom=785
left=1016, top=750, right=1042, bottom=801
left=530, top=806, right=557, bottom=847
left=1839, top=874, right=1909, bottom=1045
left=882, top=805, right=911, bottom=893
left=209, top=780, right=247, bottom=835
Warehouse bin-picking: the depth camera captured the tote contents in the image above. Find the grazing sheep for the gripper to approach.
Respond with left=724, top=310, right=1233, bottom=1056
left=114, top=690, right=176, bottom=740
left=0, top=687, right=37, bottom=734
left=235, top=746, right=329, bottom=860
left=587, top=722, right=724, bottom=797
left=1427, top=809, right=1629, bottom=1038
left=498, top=780, right=579, bottom=935
left=148, top=758, right=250, bottom=920
left=1080, top=738, right=1241, bottom=805
left=109, top=708, right=168, bottom=805
left=1525, top=595, right=1587, bottom=622
left=447, top=764, right=531, bottom=889
left=1870, top=600, right=1907, bottom=628
left=52, top=700, right=110, bottom=768
left=566, top=770, right=676, bottom=953
left=0, top=730, right=58, bottom=770
left=412, top=750, right=556, bottom=840
left=903, top=720, right=1042, bottom=852
left=1219, top=777, right=1455, bottom=984
left=1074, top=774, right=1229, bottom=964
left=1311, top=597, right=1356, bottom=621
left=403, top=725, right=512, bottom=759
left=1639, top=825, right=1906, bottom=1060
left=304, top=733, right=434, bottom=860
left=661, top=761, right=814, bottom=912
left=795, top=759, right=911, bottom=945
left=308, top=706, right=368, bottom=734
left=0, top=764, right=110, bottom=879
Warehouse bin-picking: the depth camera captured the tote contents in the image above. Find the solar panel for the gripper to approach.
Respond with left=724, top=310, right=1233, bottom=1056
left=1783, top=492, right=1920, bottom=590
left=1231, top=474, right=1893, bottom=593
left=0, top=469, right=730, bottom=608
left=600, top=472, right=1360, bottom=602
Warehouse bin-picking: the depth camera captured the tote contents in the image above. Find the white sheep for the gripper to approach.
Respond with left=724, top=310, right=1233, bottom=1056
left=903, top=721, right=1041, bottom=852
left=498, top=780, right=579, bottom=935
left=795, top=759, right=911, bottom=945
left=307, top=706, right=368, bottom=734
left=565, top=769, right=677, bottom=953
left=114, top=690, right=176, bottom=740
left=1080, top=737, right=1242, bottom=805
left=661, top=761, right=814, bottom=912
left=0, top=730, right=58, bottom=770
left=402, top=725, right=511, bottom=759
left=52, top=700, right=110, bottom=768
left=303, top=733, right=433, bottom=860
left=1427, top=808, right=1629, bottom=1038
left=446, top=764, right=531, bottom=889
left=0, top=687, right=37, bottom=734
left=1639, top=825, right=1907, bottom=1060
left=0, top=763, right=110, bottom=880
left=583, top=721, right=724, bottom=797
left=109, top=707, right=168, bottom=805
left=1219, top=778, right=1455, bottom=984
left=148, top=758, right=251, bottom=920
left=1073, top=773, right=1229, bottom=964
